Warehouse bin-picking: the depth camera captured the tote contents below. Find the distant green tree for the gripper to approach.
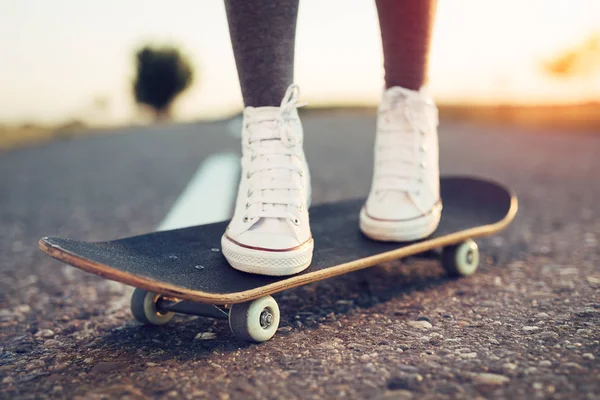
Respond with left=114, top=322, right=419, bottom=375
left=133, top=45, right=194, bottom=120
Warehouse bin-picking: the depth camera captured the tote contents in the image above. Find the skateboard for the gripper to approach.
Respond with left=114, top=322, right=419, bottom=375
left=39, top=176, right=517, bottom=342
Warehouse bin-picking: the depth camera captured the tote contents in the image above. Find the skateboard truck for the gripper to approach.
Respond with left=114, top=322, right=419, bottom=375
left=130, top=288, right=281, bottom=342
left=128, top=238, right=480, bottom=342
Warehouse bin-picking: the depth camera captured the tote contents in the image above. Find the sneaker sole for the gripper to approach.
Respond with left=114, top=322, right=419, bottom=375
left=221, top=235, right=314, bottom=276
left=359, top=204, right=442, bottom=242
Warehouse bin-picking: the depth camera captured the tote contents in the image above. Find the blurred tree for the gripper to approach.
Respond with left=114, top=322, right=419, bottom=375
left=133, top=45, right=194, bottom=120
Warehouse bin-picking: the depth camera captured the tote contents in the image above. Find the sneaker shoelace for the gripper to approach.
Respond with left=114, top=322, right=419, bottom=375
left=244, top=85, right=306, bottom=224
left=375, top=90, right=437, bottom=199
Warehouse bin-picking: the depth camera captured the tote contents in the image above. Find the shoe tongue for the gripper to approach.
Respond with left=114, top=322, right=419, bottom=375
left=382, top=88, right=431, bottom=130
left=378, top=89, right=421, bottom=197
left=246, top=107, right=282, bottom=140
left=247, top=106, right=280, bottom=117
left=246, top=107, right=299, bottom=220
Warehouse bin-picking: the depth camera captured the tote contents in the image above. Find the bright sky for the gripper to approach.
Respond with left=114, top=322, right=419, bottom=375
left=1, top=0, right=599, bottom=125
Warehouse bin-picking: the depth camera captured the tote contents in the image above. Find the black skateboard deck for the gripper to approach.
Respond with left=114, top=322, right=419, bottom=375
left=39, top=176, right=517, bottom=304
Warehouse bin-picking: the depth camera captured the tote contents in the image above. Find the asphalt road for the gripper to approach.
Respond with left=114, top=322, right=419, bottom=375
left=1, top=111, right=599, bottom=399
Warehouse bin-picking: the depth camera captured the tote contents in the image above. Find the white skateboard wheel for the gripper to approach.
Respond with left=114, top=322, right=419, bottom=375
left=130, top=288, right=175, bottom=326
left=442, top=239, right=480, bottom=277
left=229, top=296, right=280, bottom=342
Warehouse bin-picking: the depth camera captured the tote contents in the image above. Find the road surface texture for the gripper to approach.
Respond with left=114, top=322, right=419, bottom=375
left=1, top=111, right=599, bottom=399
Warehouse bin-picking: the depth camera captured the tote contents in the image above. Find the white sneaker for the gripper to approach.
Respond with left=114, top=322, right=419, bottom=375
left=222, top=84, right=313, bottom=276
left=360, top=86, right=442, bottom=242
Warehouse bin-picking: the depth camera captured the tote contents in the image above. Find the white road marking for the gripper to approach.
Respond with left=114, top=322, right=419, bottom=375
left=157, top=152, right=240, bottom=231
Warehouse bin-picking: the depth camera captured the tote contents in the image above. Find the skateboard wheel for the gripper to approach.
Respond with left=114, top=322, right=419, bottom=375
left=442, top=239, right=480, bottom=277
left=228, top=296, right=280, bottom=343
left=130, top=288, right=175, bottom=326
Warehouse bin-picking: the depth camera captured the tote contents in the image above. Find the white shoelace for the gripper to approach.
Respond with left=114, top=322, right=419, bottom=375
left=244, top=85, right=306, bottom=223
left=375, top=92, right=436, bottom=196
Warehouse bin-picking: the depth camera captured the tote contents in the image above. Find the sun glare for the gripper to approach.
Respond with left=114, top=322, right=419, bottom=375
left=0, top=0, right=599, bottom=125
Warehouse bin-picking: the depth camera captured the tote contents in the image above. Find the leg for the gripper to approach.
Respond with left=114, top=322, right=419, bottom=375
left=375, top=0, right=437, bottom=90
left=224, top=0, right=299, bottom=107
left=360, top=0, right=441, bottom=242
left=222, top=0, right=313, bottom=276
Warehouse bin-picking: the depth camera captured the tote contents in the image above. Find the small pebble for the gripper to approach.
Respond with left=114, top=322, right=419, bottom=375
left=36, top=329, right=55, bottom=338
left=582, top=353, right=595, bottom=360
left=522, top=326, right=540, bottom=332
left=539, top=360, right=552, bottom=367
left=503, top=363, right=517, bottom=371
left=407, top=320, right=432, bottom=330
left=381, top=390, right=413, bottom=399
left=195, top=332, right=217, bottom=340
left=16, top=305, right=31, bottom=314
left=317, top=342, right=336, bottom=351
left=524, top=367, right=538, bottom=374
left=586, top=276, right=600, bottom=285
left=533, top=331, right=559, bottom=340
left=24, top=359, right=46, bottom=371
left=387, top=373, right=423, bottom=390
left=49, top=362, right=70, bottom=372
left=474, top=373, right=510, bottom=385
left=43, top=339, right=60, bottom=348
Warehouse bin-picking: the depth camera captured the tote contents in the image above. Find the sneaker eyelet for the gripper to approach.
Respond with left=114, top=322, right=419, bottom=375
left=299, top=171, right=304, bottom=177
left=243, top=216, right=249, bottom=223
left=247, top=189, right=253, bottom=197
left=292, top=218, right=300, bottom=225
left=297, top=205, right=303, bottom=212
left=246, top=171, right=251, bottom=179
